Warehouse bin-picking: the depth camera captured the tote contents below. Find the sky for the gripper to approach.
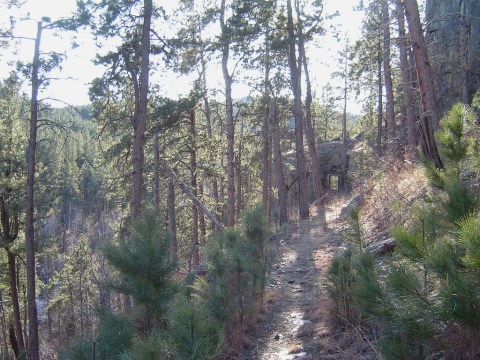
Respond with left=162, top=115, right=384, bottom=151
left=0, top=0, right=364, bottom=113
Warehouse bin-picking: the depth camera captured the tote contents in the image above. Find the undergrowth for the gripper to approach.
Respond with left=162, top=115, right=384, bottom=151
left=60, top=204, right=269, bottom=359
left=327, top=103, right=480, bottom=359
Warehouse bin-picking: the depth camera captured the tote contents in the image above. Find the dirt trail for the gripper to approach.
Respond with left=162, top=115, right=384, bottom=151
left=244, top=202, right=372, bottom=360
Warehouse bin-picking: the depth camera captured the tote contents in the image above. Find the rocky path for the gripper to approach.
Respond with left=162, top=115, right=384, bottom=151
left=244, top=203, right=373, bottom=360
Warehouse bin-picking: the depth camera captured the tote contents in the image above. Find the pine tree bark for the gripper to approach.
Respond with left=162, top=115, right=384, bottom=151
left=396, top=2, right=417, bottom=160
left=163, top=164, right=224, bottom=232
left=382, top=0, right=396, bottom=153
left=200, top=51, right=221, bottom=229
left=341, top=40, right=348, bottom=145
left=459, top=2, right=470, bottom=105
left=0, top=195, right=24, bottom=356
left=189, top=109, right=200, bottom=268
left=6, top=250, right=24, bottom=357
left=299, top=35, right=323, bottom=199
left=153, top=134, right=160, bottom=216
left=236, top=117, right=244, bottom=219
left=198, top=183, right=206, bottom=243
left=130, top=0, right=152, bottom=218
left=220, top=0, right=236, bottom=227
left=376, top=42, right=383, bottom=157
left=402, top=0, right=443, bottom=168
left=25, top=21, right=42, bottom=360
left=270, top=99, right=288, bottom=226
left=0, top=292, right=8, bottom=357
left=262, top=38, right=272, bottom=222
left=167, top=178, right=177, bottom=255
left=287, top=0, right=309, bottom=220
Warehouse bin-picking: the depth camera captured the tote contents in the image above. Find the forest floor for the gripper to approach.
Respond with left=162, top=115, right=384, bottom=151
left=243, top=197, right=376, bottom=360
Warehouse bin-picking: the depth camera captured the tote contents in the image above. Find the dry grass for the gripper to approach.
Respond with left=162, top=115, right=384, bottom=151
left=350, top=159, right=429, bottom=244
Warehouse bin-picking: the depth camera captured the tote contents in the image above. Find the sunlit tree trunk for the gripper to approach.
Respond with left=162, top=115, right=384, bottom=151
left=236, top=116, right=244, bottom=219
left=0, top=292, right=8, bottom=357
left=198, top=183, right=206, bottom=242
left=6, top=250, right=24, bottom=357
left=270, top=99, right=288, bottom=226
left=262, top=38, right=272, bottom=222
left=0, top=193, right=24, bottom=357
left=200, top=44, right=220, bottom=229
left=459, top=1, right=470, bottom=105
left=382, top=0, right=395, bottom=153
left=25, top=21, right=42, bottom=360
left=167, top=178, right=177, bottom=255
left=403, top=0, right=443, bottom=168
left=189, top=109, right=199, bottom=268
left=130, top=0, right=152, bottom=218
left=153, top=134, right=160, bottom=216
left=376, top=42, right=383, bottom=157
left=300, top=40, right=323, bottom=199
left=287, top=0, right=309, bottom=220
left=220, top=0, right=236, bottom=227
left=396, top=2, right=417, bottom=160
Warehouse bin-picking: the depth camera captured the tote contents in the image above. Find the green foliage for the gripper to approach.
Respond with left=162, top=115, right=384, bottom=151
left=169, top=293, right=222, bottom=359
left=102, top=211, right=177, bottom=322
left=436, top=103, right=470, bottom=165
left=390, top=227, right=425, bottom=262
left=343, top=207, right=363, bottom=249
left=459, top=217, right=480, bottom=269
left=351, top=251, right=388, bottom=319
left=60, top=310, right=134, bottom=360
left=49, top=236, right=99, bottom=339
left=94, top=310, right=135, bottom=359
left=327, top=102, right=480, bottom=358
left=326, top=249, right=354, bottom=320
left=118, top=329, right=171, bottom=360
left=204, top=206, right=268, bottom=348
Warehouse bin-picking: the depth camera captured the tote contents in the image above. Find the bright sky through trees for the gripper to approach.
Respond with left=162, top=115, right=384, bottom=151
left=0, top=0, right=362, bottom=112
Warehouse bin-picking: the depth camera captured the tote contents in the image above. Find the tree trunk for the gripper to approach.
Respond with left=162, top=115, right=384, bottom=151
left=200, top=49, right=220, bottom=227
left=130, top=0, right=152, bottom=218
left=189, top=109, right=200, bottom=269
left=0, top=193, right=23, bottom=357
left=0, top=292, right=9, bottom=358
left=153, top=134, right=161, bottom=216
left=270, top=99, right=288, bottom=226
left=382, top=0, right=396, bottom=153
left=25, top=21, right=42, bottom=360
left=236, top=117, right=244, bottom=218
left=167, top=178, right=177, bottom=255
left=402, top=0, right=443, bottom=168
left=341, top=40, right=348, bottom=145
left=198, top=183, right=206, bottom=242
left=6, top=250, right=24, bottom=357
left=299, top=30, right=323, bottom=199
left=220, top=0, right=236, bottom=227
left=459, top=1, right=470, bottom=105
left=396, top=2, right=417, bottom=160
left=287, top=0, right=309, bottom=220
left=163, top=164, right=225, bottom=233
left=262, top=38, right=272, bottom=222
left=376, top=42, right=383, bottom=157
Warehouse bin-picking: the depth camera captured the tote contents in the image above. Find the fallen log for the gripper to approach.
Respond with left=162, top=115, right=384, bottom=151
left=161, top=162, right=225, bottom=233
left=365, top=238, right=396, bottom=257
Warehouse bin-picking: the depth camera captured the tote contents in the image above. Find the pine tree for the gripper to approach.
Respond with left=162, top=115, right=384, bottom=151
left=102, top=212, right=177, bottom=329
left=328, top=102, right=480, bottom=359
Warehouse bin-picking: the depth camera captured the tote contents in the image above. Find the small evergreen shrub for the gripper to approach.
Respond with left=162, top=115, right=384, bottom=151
left=327, top=103, right=480, bottom=359
left=169, top=292, right=223, bottom=359
left=204, top=205, right=269, bottom=353
left=102, top=211, right=178, bottom=328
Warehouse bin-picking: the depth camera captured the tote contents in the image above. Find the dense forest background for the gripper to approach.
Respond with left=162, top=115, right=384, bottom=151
left=0, top=0, right=479, bottom=359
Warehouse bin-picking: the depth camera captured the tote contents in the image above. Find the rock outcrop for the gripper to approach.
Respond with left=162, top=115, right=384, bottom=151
left=426, top=0, right=480, bottom=112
